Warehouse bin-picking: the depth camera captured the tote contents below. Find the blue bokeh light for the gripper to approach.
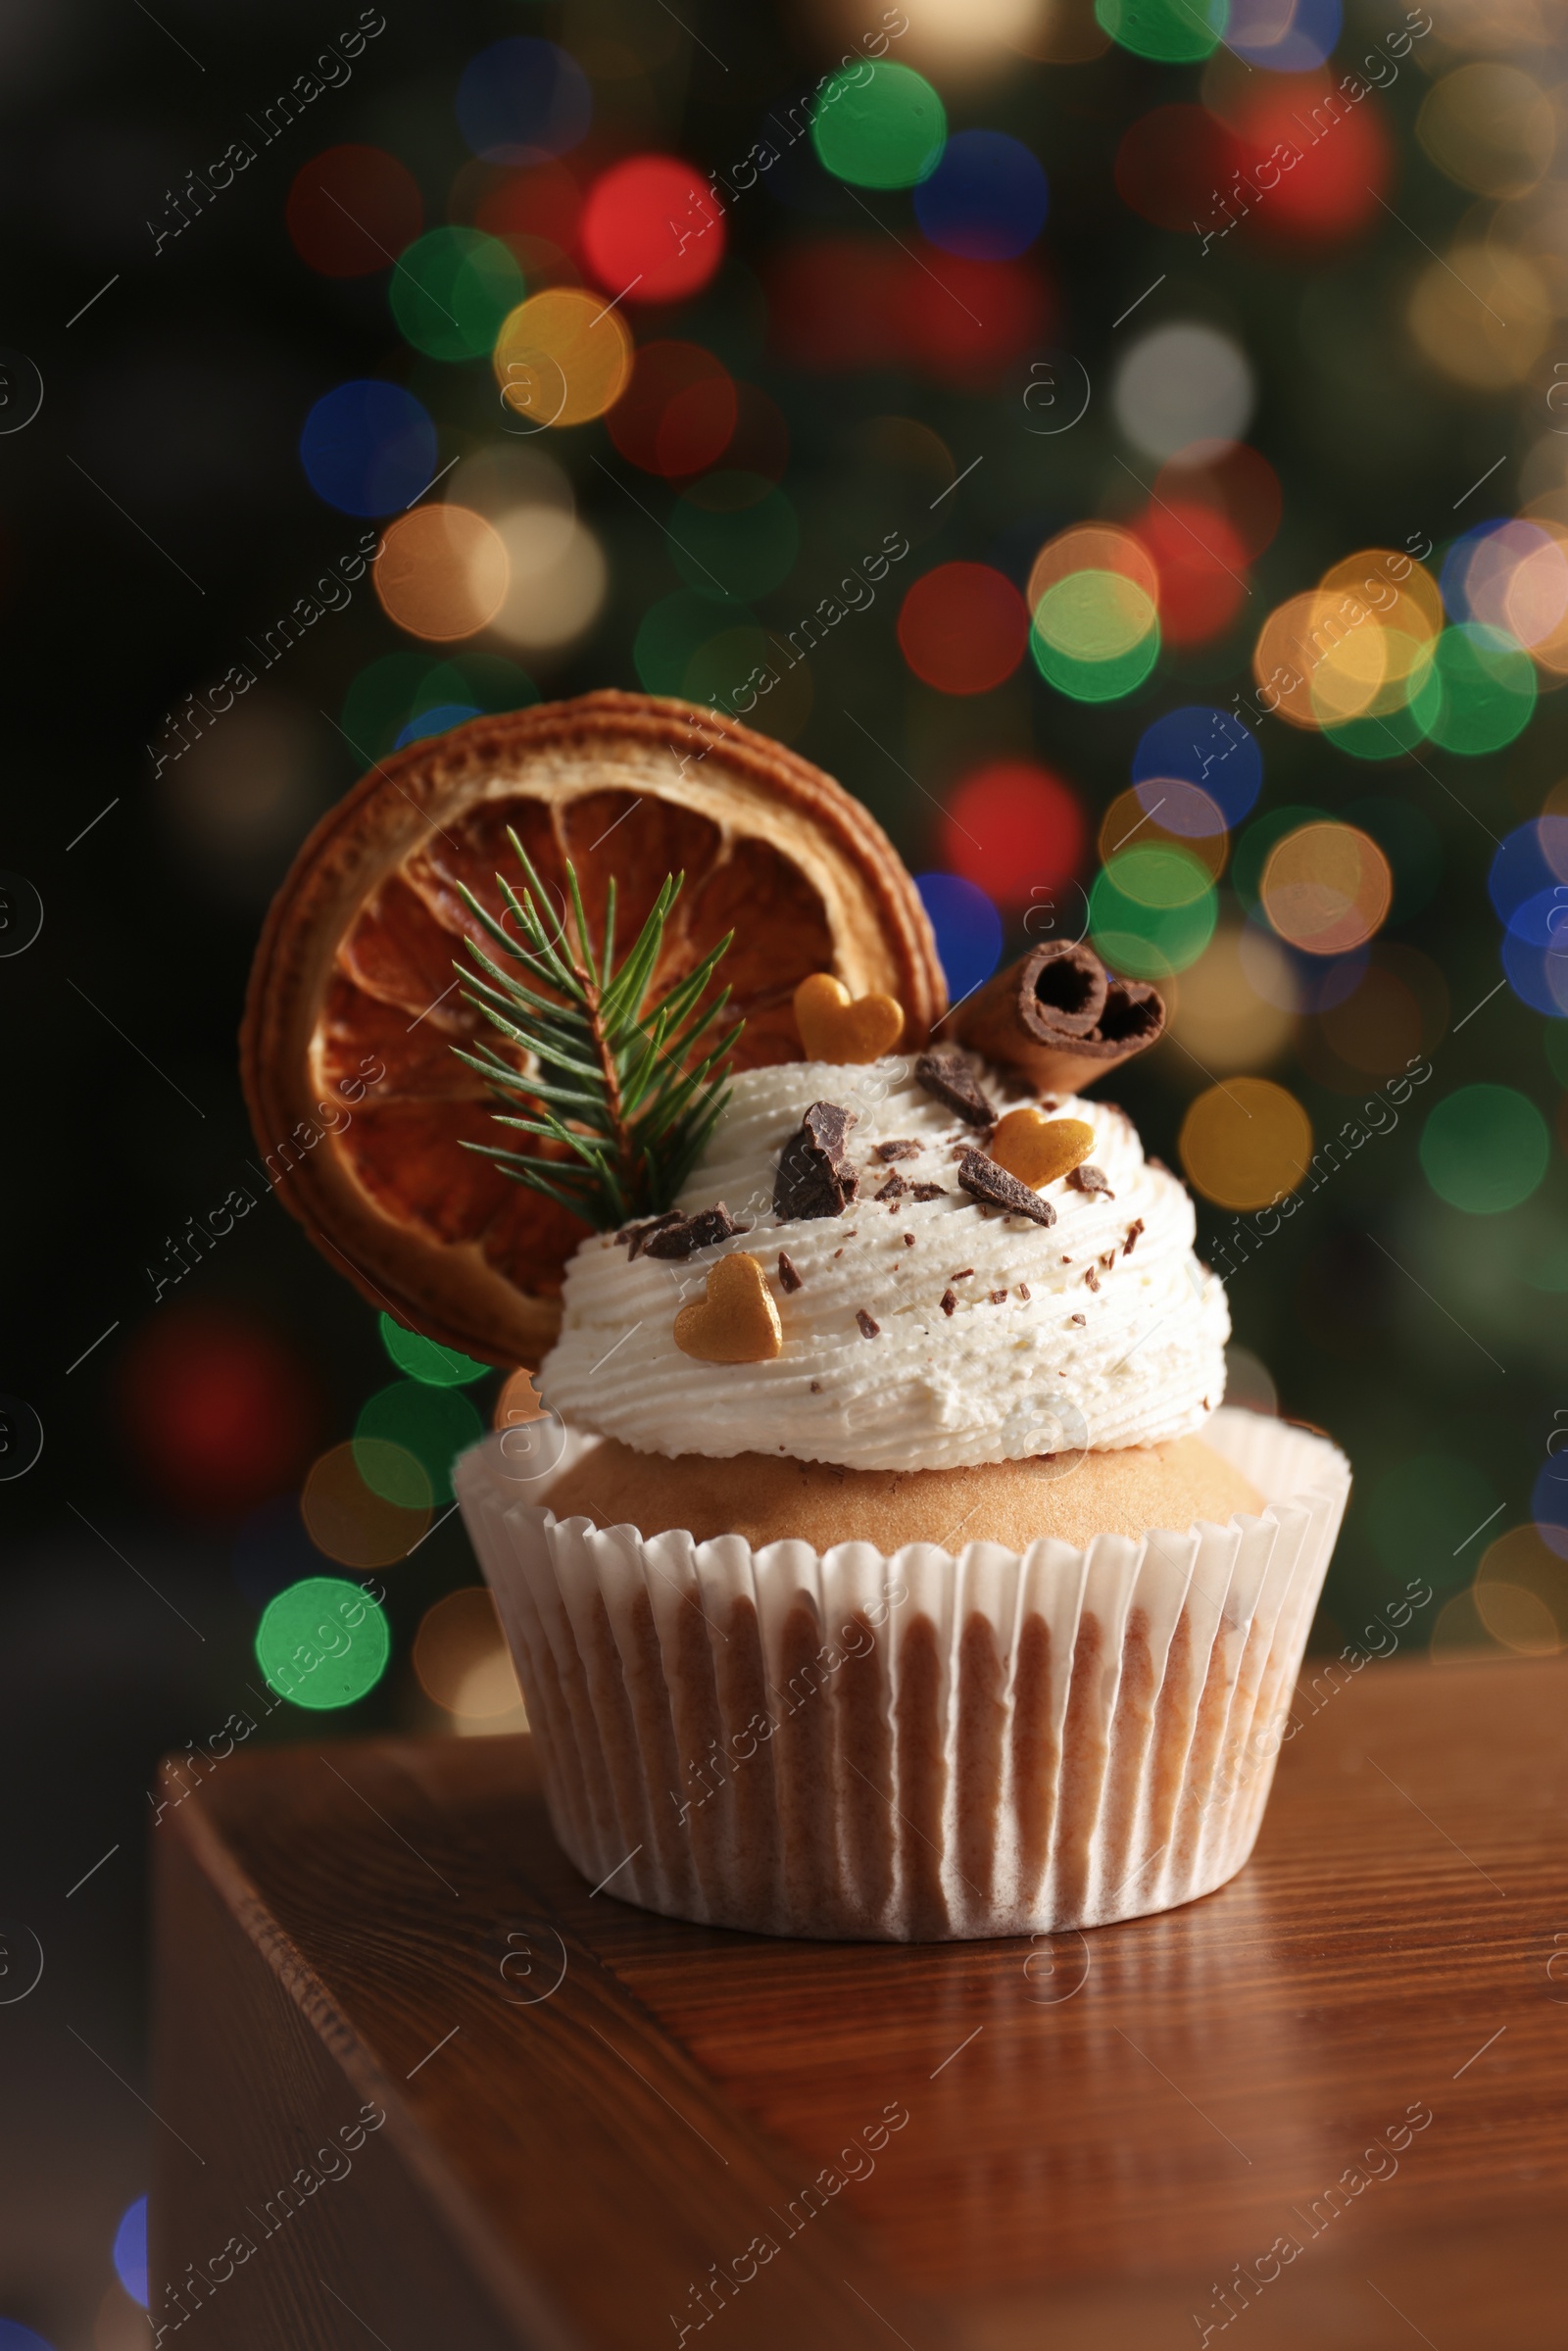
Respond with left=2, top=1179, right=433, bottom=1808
left=912, top=130, right=1049, bottom=261
left=1534, top=1456, right=1568, bottom=1559
left=457, top=38, right=591, bottom=166
left=1501, top=930, right=1568, bottom=1018
left=0, top=2324, right=56, bottom=2351
left=1489, top=817, right=1568, bottom=942
left=1439, top=518, right=1509, bottom=623
left=915, top=871, right=1003, bottom=1005
left=113, top=2195, right=149, bottom=2308
left=395, top=703, right=482, bottom=748
left=1133, top=705, right=1261, bottom=828
left=1226, top=0, right=1342, bottom=71
left=299, top=381, right=438, bottom=517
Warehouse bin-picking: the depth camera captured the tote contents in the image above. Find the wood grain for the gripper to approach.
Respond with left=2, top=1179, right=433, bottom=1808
left=153, top=1655, right=1568, bottom=2347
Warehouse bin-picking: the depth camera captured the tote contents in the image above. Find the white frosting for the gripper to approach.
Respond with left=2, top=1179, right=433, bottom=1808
left=538, top=1053, right=1230, bottom=1471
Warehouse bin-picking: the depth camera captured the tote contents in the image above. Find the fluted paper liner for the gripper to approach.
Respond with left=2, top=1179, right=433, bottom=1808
left=455, top=1410, right=1349, bottom=1942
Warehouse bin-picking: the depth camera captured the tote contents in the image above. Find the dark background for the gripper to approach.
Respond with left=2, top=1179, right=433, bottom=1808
left=2, top=0, right=1565, bottom=2339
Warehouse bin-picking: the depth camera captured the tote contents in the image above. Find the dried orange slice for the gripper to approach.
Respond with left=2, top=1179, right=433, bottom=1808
left=241, top=691, right=945, bottom=1368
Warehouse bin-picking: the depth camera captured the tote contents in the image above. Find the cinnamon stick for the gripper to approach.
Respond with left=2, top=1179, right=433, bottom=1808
left=954, top=942, right=1165, bottom=1095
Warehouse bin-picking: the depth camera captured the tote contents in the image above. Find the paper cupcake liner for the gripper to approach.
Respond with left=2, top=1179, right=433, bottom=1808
left=454, top=1410, right=1349, bottom=1942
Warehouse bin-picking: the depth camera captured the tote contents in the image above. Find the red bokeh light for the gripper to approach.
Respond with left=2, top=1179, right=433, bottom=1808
left=939, top=760, right=1086, bottom=906
left=1154, top=440, right=1282, bottom=563
left=899, top=564, right=1030, bottom=696
left=768, top=241, right=1050, bottom=383
left=118, top=1306, right=322, bottom=1517
left=608, top=341, right=737, bottom=477
left=473, top=159, right=582, bottom=251
left=579, top=154, right=725, bottom=304
left=286, top=146, right=422, bottom=277
left=1138, top=499, right=1250, bottom=646
left=1236, top=79, right=1393, bottom=243
left=1115, top=106, right=1243, bottom=233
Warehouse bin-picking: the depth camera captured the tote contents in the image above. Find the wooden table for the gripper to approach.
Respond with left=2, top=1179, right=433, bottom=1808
left=151, top=1655, right=1568, bottom=2348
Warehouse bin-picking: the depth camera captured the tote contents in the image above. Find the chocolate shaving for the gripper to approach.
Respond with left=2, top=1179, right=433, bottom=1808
left=1100, top=1250, right=1116, bottom=1271
left=915, top=1050, right=996, bottom=1127
left=949, top=1267, right=974, bottom=1281
left=874, top=1169, right=907, bottom=1202
left=777, top=1250, right=803, bottom=1294
left=621, top=1210, right=683, bottom=1256
left=1067, top=1164, right=1115, bottom=1200
left=1084, top=1267, right=1101, bottom=1291
left=1070, top=1312, right=1086, bottom=1326
left=627, top=1204, right=742, bottom=1259
left=1018, top=1283, right=1031, bottom=1300
left=774, top=1101, right=859, bottom=1221
left=874, top=1139, right=920, bottom=1162
left=903, top=1233, right=915, bottom=1248
left=990, top=1290, right=1008, bottom=1304
left=1123, top=1219, right=1145, bottom=1256
left=909, top=1181, right=947, bottom=1201
left=940, top=1289, right=957, bottom=1316
left=956, top=1149, right=1057, bottom=1228
left=856, top=1308, right=880, bottom=1340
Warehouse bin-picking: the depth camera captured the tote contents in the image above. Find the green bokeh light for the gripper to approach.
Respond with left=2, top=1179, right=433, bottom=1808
left=1424, top=624, right=1536, bottom=756
left=355, top=1380, right=484, bottom=1505
left=811, top=62, right=946, bottom=189
left=670, top=475, right=798, bottom=602
left=1031, top=573, right=1160, bottom=703
left=342, top=650, right=538, bottom=760
left=389, top=227, right=526, bottom=363
left=256, top=1576, right=391, bottom=1710
left=634, top=592, right=756, bottom=694
left=1090, top=849, right=1217, bottom=977
left=1096, top=0, right=1229, bottom=62
left=1419, top=1083, right=1550, bottom=1214
left=378, top=1311, right=489, bottom=1389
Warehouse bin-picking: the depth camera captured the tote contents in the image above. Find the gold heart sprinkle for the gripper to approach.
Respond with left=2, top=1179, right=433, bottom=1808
left=793, top=972, right=904, bottom=1064
left=988, top=1109, right=1095, bottom=1191
left=672, top=1252, right=783, bottom=1364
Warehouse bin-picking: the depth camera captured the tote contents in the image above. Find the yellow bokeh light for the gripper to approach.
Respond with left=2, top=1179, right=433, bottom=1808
left=1261, top=822, right=1394, bottom=957
left=414, top=1586, right=525, bottom=1716
left=1098, top=786, right=1227, bottom=879
left=487, top=508, right=607, bottom=654
left=1027, top=523, right=1157, bottom=616
left=1407, top=243, right=1551, bottom=390
left=1475, top=1523, right=1568, bottom=1652
left=1166, top=921, right=1296, bottom=1074
left=1179, top=1076, right=1313, bottom=1210
left=493, top=287, right=634, bottom=428
left=373, top=506, right=510, bottom=642
left=302, top=1441, right=431, bottom=1568
left=1416, top=64, right=1555, bottom=199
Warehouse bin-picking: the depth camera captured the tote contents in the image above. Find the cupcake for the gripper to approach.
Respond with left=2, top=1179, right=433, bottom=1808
left=241, top=691, right=1348, bottom=1944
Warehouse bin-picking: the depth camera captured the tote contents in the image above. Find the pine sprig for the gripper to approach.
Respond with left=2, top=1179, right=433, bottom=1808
left=452, top=834, right=742, bottom=1229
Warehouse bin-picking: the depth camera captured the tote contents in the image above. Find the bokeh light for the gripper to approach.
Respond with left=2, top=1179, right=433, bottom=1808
left=256, top=1575, right=391, bottom=1710
left=372, top=506, right=510, bottom=642
left=414, top=1586, right=524, bottom=1720
left=1100, top=785, right=1226, bottom=875
left=915, top=870, right=1003, bottom=1000
left=118, top=1308, right=319, bottom=1517
left=1097, top=0, right=1228, bottom=62
left=1475, top=1523, right=1568, bottom=1651
left=938, top=759, right=1085, bottom=904
left=1113, top=323, right=1253, bottom=460
left=580, top=154, right=726, bottom=302
left=1138, top=495, right=1249, bottom=646
left=811, top=63, right=947, bottom=189
left=899, top=563, right=1029, bottom=694
left=493, top=287, right=633, bottom=429
left=1232, top=80, right=1392, bottom=242
left=355, top=1380, right=484, bottom=1506
left=1168, top=920, right=1298, bottom=1072
left=389, top=227, right=524, bottom=363
left=1090, top=845, right=1217, bottom=976
left=302, top=1441, right=431, bottom=1567
left=379, top=1312, right=489, bottom=1388
left=1029, top=522, right=1157, bottom=612
left=1155, top=441, right=1281, bottom=563
left=1260, top=822, right=1393, bottom=955
left=912, top=129, right=1048, bottom=258
left=1133, top=704, right=1261, bottom=827
left=608, top=341, right=736, bottom=478
left=286, top=146, right=421, bottom=277
left=670, top=472, right=797, bottom=603
left=1419, top=1084, right=1549, bottom=1214
left=1032, top=569, right=1159, bottom=701
left=456, top=38, right=592, bottom=166
left=1533, top=1455, right=1568, bottom=1557
left=1180, top=1077, right=1313, bottom=1209
left=1424, top=623, right=1537, bottom=754
left=1227, top=0, right=1341, bottom=71
left=112, top=2197, right=147, bottom=2307
left=1407, top=243, right=1551, bottom=390
left=1416, top=64, right=1554, bottom=199
left=299, top=380, right=438, bottom=516
left=0, top=2326, right=53, bottom=2351
left=487, top=510, right=606, bottom=656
